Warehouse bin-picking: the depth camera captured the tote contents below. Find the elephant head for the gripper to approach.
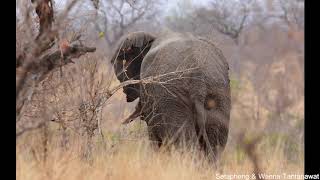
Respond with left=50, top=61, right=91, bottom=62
left=110, top=31, right=231, bottom=161
left=111, top=32, right=155, bottom=102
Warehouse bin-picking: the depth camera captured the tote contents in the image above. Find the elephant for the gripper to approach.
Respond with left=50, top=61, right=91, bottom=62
left=110, top=31, right=231, bottom=161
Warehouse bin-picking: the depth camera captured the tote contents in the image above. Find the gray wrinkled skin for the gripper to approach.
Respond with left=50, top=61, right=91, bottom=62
left=111, top=31, right=231, bottom=161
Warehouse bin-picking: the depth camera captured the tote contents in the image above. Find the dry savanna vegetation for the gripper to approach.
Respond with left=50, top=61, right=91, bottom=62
left=16, top=0, right=304, bottom=179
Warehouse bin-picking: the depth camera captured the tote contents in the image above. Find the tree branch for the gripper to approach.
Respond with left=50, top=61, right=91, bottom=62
left=16, top=44, right=96, bottom=99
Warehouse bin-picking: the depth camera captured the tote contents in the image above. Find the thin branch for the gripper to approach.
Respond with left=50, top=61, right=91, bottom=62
left=109, top=67, right=199, bottom=96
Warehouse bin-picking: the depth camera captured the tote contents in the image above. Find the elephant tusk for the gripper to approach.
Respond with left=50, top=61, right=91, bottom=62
left=121, top=117, right=134, bottom=124
left=121, top=114, right=139, bottom=124
left=121, top=102, right=142, bottom=124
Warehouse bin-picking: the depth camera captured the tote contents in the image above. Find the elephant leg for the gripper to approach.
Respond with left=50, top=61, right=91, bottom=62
left=195, top=118, right=228, bottom=163
left=147, top=125, right=163, bottom=148
left=146, top=108, right=197, bottom=149
left=205, top=122, right=228, bottom=159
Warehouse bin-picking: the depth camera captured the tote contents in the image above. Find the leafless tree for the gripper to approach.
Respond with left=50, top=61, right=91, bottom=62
left=251, top=0, right=304, bottom=31
left=94, top=0, right=160, bottom=47
left=16, top=0, right=96, bottom=138
left=193, top=0, right=253, bottom=44
left=278, top=0, right=304, bottom=29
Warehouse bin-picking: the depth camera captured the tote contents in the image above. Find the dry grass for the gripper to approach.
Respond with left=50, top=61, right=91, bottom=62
left=16, top=128, right=304, bottom=180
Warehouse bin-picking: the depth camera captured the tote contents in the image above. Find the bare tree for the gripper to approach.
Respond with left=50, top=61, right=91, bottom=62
left=251, top=0, right=304, bottom=31
left=279, top=0, right=304, bottom=29
left=94, top=0, right=160, bottom=47
left=193, top=0, right=253, bottom=44
left=16, top=0, right=96, bottom=138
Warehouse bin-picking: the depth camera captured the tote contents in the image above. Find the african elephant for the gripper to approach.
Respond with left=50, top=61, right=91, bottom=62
left=110, top=31, right=231, bottom=161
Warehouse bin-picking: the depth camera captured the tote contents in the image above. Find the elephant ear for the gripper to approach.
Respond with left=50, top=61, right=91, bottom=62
left=110, top=31, right=155, bottom=102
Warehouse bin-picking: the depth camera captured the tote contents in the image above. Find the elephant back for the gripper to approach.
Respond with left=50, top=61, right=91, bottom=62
left=141, top=32, right=230, bottom=87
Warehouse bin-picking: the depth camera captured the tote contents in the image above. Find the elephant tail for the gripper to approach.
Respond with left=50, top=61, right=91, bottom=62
left=194, top=99, right=219, bottom=164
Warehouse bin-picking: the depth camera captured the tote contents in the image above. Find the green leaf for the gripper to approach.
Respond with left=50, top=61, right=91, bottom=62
left=98, top=32, right=105, bottom=38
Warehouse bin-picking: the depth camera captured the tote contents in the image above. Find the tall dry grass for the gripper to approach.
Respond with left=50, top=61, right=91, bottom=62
left=16, top=126, right=304, bottom=180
